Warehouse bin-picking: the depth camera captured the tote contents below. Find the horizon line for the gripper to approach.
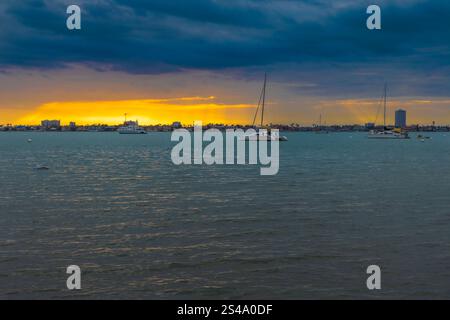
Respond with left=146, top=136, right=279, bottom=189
left=1, top=122, right=449, bottom=127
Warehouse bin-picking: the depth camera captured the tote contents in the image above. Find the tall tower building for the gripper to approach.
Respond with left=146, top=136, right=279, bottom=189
left=395, top=109, right=407, bottom=128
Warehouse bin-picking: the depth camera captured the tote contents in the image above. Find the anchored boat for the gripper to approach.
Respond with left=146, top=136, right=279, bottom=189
left=117, top=113, right=147, bottom=134
left=368, top=83, right=409, bottom=139
left=247, top=74, right=288, bottom=142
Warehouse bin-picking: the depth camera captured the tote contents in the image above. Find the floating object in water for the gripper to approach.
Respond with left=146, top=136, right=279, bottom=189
left=27, top=139, right=32, bottom=143
left=35, top=165, right=49, bottom=170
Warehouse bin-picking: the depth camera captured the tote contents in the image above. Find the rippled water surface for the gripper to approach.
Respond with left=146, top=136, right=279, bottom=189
left=1, top=132, right=450, bottom=299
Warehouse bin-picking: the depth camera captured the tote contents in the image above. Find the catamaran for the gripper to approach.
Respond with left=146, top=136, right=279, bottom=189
left=246, top=74, right=288, bottom=141
left=368, top=83, right=409, bottom=139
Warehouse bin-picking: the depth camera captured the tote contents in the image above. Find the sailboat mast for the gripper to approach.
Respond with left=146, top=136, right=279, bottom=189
left=261, top=73, right=267, bottom=127
left=383, top=83, right=387, bottom=127
left=252, top=81, right=264, bottom=127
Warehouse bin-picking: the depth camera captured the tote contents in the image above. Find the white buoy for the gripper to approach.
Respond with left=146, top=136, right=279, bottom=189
left=27, top=139, right=32, bottom=143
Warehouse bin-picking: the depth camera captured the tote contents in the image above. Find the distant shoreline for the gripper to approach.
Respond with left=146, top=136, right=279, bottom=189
left=1, top=124, right=449, bottom=133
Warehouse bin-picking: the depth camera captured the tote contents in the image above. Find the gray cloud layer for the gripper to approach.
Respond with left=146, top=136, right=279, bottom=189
left=0, top=0, right=449, bottom=97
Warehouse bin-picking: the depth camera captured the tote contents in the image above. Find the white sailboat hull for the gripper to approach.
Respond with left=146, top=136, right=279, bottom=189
left=368, top=131, right=409, bottom=139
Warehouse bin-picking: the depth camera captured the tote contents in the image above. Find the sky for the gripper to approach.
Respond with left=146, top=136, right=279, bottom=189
left=0, top=0, right=449, bottom=125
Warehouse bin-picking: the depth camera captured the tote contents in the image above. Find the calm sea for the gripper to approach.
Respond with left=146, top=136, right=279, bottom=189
left=0, top=132, right=449, bottom=299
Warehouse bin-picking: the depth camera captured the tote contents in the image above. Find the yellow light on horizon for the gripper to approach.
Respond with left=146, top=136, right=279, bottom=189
left=15, top=97, right=256, bottom=126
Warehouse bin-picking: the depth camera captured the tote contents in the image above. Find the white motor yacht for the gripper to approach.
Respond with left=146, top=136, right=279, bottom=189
left=117, top=117, right=147, bottom=134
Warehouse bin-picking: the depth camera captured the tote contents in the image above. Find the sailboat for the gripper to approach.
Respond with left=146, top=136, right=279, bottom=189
left=246, top=74, right=288, bottom=141
left=368, top=83, right=409, bottom=139
left=314, top=112, right=329, bottom=134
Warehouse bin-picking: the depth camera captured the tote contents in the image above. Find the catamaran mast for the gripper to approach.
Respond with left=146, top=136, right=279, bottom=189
left=383, top=83, right=387, bottom=128
left=260, top=73, right=267, bottom=127
left=252, top=73, right=267, bottom=127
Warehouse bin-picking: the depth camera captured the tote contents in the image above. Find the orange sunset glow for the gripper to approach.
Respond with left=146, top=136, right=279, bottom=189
left=4, top=96, right=450, bottom=126
left=14, top=96, right=256, bottom=126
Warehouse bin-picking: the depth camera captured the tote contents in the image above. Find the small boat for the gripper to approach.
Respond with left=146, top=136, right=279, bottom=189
left=35, top=165, right=49, bottom=170
left=314, top=112, right=329, bottom=134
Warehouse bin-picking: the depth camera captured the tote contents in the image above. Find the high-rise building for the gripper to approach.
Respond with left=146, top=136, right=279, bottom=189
left=41, top=120, right=61, bottom=129
left=395, top=109, right=407, bottom=128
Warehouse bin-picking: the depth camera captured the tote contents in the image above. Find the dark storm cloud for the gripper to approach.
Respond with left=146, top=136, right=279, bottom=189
left=0, top=0, right=449, bottom=96
left=114, top=0, right=270, bottom=27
